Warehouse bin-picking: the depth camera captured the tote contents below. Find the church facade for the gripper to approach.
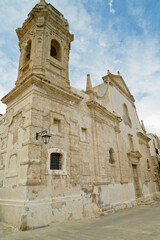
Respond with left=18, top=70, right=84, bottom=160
left=0, top=0, right=160, bottom=230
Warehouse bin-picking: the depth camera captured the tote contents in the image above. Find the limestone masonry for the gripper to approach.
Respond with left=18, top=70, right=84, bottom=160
left=0, top=0, right=160, bottom=230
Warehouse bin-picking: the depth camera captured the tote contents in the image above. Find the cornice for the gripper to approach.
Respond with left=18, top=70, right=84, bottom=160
left=127, top=150, right=142, bottom=159
left=137, top=131, right=151, bottom=143
left=1, top=74, right=83, bottom=105
left=86, top=100, right=122, bottom=123
left=93, top=181, right=111, bottom=186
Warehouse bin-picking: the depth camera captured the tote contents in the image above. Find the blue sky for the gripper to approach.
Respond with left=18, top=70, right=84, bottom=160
left=0, top=0, right=160, bottom=135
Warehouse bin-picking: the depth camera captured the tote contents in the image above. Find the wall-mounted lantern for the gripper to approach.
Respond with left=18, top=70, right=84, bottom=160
left=36, top=130, right=51, bottom=144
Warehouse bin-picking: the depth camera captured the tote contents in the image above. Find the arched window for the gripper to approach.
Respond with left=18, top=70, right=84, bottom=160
left=123, top=104, right=131, bottom=126
left=50, top=153, right=62, bottom=170
left=24, top=40, right=31, bottom=64
left=109, top=148, right=114, bottom=164
left=50, top=39, right=61, bottom=61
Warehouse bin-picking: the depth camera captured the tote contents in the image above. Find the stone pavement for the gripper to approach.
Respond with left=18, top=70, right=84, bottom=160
left=1, top=202, right=160, bottom=240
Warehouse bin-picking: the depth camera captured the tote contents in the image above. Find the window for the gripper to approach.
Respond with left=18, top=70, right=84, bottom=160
left=155, top=148, right=159, bottom=155
left=109, top=148, right=114, bottom=164
left=53, top=118, right=61, bottom=134
left=50, top=153, right=62, bottom=170
left=147, top=159, right=150, bottom=170
left=81, top=128, right=87, bottom=141
left=50, top=39, right=61, bottom=61
left=158, top=162, right=160, bottom=171
left=24, top=40, right=31, bottom=64
left=123, top=104, right=131, bottom=126
left=128, top=134, right=134, bottom=151
left=47, top=148, right=67, bottom=175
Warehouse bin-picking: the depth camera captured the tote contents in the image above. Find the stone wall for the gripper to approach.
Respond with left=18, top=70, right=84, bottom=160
left=0, top=77, right=159, bottom=229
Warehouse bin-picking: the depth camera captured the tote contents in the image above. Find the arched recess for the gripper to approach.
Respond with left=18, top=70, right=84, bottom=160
left=24, top=40, right=32, bottom=64
left=50, top=39, right=61, bottom=61
left=109, top=148, right=115, bottom=164
left=147, top=159, right=150, bottom=170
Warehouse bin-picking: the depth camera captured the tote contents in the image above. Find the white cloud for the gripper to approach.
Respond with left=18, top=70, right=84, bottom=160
left=126, top=0, right=148, bottom=32
left=0, top=41, right=18, bottom=114
left=108, top=0, right=115, bottom=14
left=114, top=34, right=160, bottom=136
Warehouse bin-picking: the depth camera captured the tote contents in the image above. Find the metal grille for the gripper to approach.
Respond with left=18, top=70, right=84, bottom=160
left=50, top=153, right=61, bottom=170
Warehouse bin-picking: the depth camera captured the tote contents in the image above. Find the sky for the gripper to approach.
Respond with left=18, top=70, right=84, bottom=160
left=0, top=0, right=160, bottom=136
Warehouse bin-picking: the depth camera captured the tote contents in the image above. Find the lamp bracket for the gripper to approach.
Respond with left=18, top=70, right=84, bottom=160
left=36, top=130, right=47, bottom=140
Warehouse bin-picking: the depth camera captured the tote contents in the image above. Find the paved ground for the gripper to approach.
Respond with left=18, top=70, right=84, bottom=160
left=1, top=202, right=160, bottom=240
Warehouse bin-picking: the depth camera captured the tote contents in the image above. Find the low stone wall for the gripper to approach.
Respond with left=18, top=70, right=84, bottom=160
left=0, top=181, right=159, bottom=230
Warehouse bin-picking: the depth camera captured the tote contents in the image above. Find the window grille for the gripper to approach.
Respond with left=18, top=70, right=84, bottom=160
left=50, top=153, right=61, bottom=170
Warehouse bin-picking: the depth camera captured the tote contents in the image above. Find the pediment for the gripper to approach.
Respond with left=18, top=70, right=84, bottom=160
left=102, top=73, right=135, bottom=102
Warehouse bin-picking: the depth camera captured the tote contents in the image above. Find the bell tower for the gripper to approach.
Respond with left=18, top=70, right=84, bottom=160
left=16, top=0, right=74, bottom=89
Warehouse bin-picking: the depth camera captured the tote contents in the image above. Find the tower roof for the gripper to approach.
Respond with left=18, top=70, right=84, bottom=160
left=16, top=0, right=71, bottom=41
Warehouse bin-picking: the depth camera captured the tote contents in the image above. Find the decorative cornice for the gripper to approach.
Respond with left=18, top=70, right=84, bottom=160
left=93, top=181, right=111, bottom=186
left=127, top=150, right=142, bottom=159
left=86, top=100, right=122, bottom=123
left=137, top=131, right=151, bottom=143
left=1, top=74, right=83, bottom=105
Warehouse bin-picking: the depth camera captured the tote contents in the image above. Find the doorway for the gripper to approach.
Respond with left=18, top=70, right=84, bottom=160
left=132, top=164, right=140, bottom=198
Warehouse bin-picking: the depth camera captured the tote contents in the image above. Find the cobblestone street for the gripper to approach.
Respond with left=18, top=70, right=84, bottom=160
left=1, top=201, right=160, bottom=240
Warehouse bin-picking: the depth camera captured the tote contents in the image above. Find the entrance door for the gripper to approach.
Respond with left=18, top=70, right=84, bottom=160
left=132, top=164, right=140, bottom=198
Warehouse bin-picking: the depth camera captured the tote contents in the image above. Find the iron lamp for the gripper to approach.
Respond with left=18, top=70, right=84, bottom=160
left=36, top=130, right=51, bottom=144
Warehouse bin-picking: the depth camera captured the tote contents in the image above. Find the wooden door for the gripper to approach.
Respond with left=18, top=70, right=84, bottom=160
left=132, top=164, right=140, bottom=198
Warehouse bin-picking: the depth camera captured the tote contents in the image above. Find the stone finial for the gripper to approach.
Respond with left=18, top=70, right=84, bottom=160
left=117, top=71, right=120, bottom=75
left=86, top=74, right=93, bottom=93
left=141, top=120, right=146, bottom=133
left=107, top=70, right=110, bottom=75
left=39, top=0, right=46, bottom=6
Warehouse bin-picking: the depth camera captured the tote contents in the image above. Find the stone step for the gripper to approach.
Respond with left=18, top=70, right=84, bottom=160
left=103, top=209, right=115, bottom=215
left=144, top=200, right=155, bottom=205
left=137, top=198, right=155, bottom=206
